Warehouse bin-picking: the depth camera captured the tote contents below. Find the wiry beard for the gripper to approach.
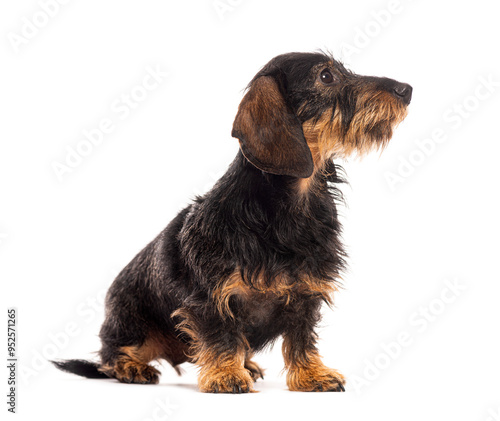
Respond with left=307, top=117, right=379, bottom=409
left=301, top=89, right=408, bottom=167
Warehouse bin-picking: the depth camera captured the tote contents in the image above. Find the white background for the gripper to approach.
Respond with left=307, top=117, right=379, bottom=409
left=1, top=1, right=499, bottom=420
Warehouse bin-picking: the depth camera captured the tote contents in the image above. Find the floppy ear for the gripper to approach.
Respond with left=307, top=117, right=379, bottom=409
left=231, top=76, right=314, bottom=178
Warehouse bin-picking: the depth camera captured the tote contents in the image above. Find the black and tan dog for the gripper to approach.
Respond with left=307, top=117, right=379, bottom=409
left=53, top=52, right=411, bottom=393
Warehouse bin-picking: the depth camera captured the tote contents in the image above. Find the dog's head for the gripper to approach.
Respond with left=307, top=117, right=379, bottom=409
left=232, top=52, right=411, bottom=178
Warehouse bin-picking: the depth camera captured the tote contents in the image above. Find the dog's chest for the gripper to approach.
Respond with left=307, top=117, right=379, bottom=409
left=236, top=289, right=295, bottom=348
left=239, top=290, right=284, bottom=327
left=214, top=272, right=335, bottom=347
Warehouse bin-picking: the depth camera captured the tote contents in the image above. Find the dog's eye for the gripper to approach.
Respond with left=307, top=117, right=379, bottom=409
left=320, top=69, right=337, bottom=85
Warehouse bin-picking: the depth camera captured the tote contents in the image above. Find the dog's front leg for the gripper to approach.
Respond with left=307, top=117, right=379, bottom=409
left=176, top=310, right=254, bottom=393
left=282, top=318, right=345, bottom=392
left=196, top=330, right=254, bottom=393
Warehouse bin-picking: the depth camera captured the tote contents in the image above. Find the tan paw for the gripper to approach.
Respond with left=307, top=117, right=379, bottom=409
left=287, top=366, right=345, bottom=392
left=199, top=367, right=255, bottom=393
left=101, top=360, right=160, bottom=384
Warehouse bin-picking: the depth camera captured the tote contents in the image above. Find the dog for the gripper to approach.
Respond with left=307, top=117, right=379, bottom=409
left=53, top=51, right=411, bottom=393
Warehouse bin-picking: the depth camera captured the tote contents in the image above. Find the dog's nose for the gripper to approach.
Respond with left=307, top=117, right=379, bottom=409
left=393, top=82, right=412, bottom=105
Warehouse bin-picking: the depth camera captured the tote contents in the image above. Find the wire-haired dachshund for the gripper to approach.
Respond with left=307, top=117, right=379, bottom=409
left=53, top=51, right=412, bottom=393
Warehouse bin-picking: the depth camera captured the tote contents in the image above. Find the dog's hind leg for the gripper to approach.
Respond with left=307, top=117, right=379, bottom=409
left=244, top=351, right=265, bottom=381
left=99, top=337, right=162, bottom=384
left=99, top=331, right=189, bottom=384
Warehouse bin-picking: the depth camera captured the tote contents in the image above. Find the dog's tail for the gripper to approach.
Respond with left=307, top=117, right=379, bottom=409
left=51, top=359, right=109, bottom=379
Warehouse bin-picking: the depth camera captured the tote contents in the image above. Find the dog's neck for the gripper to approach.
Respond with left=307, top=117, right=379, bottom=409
left=214, top=151, right=344, bottom=211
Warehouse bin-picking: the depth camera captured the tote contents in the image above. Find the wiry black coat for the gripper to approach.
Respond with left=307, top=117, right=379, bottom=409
left=99, top=150, right=345, bottom=362
left=52, top=51, right=410, bottom=392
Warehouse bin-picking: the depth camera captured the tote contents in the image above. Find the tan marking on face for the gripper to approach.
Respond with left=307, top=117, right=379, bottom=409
left=297, top=88, right=408, bottom=195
